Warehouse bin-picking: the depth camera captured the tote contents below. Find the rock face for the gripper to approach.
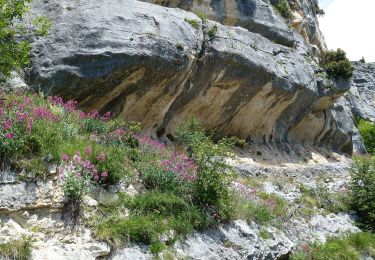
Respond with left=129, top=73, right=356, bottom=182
left=142, top=0, right=297, bottom=47
left=346, top=62, right=375, bottom=122
left=142, top=0, right=326, bottom=51
left=289, top=0, right=327, bottom=52
left=28, top=0, right=352, bottom=152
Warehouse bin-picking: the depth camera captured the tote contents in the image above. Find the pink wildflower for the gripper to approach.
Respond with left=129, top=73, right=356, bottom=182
left=85, top=146, right=92, bottom=156
left=2, top=119, right=12, bottom=130
left=5, top=133, right=14, bottom=139
left=61, top=154, right=69, bottom=161
left=101, top=171, right=108, bottom=178
left=97, top=152, right=106, bottom=161
left=93, top=174, right=100, bottom=182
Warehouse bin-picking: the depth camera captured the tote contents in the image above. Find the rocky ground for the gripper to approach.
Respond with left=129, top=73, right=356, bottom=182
left=0, top=149, right=359, bottom=259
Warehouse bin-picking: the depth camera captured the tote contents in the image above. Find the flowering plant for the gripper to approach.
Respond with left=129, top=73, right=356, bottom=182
left=58, top=148, right=110, bottom=199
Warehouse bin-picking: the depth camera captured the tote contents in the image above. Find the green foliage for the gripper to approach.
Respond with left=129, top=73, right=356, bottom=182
left=358, top=119, right=375, bottom=154
left=176, top=116, right=236, bottom=221
left=320, top=49, right=354, bottom=80
left=359, top=57, right=366, bottom=63
left=81, top=118, right=109, bottom=134
left=237, top=194, right=287, bottom=224
left=149, top=241, right=166, bottom=254
left=259, top=229, right=271, bottom=240
left=273, top=0, right=294, bottom=20
left=93, top=192, right=211, bottom=246
left=350, top=157, right=375, bottom=230
left=141, top=166, right=192, bottom=194
left=0, top=0, right=31, bottom=80
left=185, top=19, right=200, bottom=30
left=0, top=235, right=33, bottom=260
left=62, top=170, right=91, bottom=199
left=207, top=25, right=218, bottom=39
left=32, top=15, right=52, bottom=36
left=296, top=184, right=351, bottom=214
left=195, top=11, right=207, bottom=23
left=291, top=232, right=375, bottom=260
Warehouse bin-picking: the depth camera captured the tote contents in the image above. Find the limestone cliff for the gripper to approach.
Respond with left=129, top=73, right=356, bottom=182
left=27, top=0, right=352, bottom=153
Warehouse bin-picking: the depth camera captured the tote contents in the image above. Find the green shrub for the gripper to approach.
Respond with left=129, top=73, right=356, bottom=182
left=358, top=119, right=375, bottom=154
left=320, top=49, right=354, bottom=80
left=149, top=241, right=166, bottom=254
left=0, top=235, right=33, bottom=260
left=195, top=11, right=207, bottom=23
left=81, top=118, right=109, bottom=134
left=61, top=170, right=91, bottom=200
left=232, top=193, right=288, bottom=225
left=359, top=57, right=366, bottom=63
left=176, top=116, right=236, bottom=221
left=0, top=0, right=31, bottom=80
left=297, top=184, right=351, bottom=214
left=141, top=166, right=192, bottom=194
left=350, top=157, right=375, bottom=230
left=185, top=19, right=200, bottom=29
left=273, top=0, right=294, bottom=20
left=32, top=15, right=52, bottom=36
left=291, top=232, right=375, bottom=260
left=207, top=25, right=218, bottom=39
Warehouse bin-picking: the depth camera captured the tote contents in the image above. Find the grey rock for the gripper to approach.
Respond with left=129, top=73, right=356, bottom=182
left=28, top=0, right=351, bottom=152
left=290, top=0, right=327, bottom=52
left=142, top=0, right=297, bottom=47
left=346, top=62, right=375, bottom=122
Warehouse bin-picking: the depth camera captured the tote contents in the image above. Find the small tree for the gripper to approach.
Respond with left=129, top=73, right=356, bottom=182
left=360, top=57, right=366, bottom=64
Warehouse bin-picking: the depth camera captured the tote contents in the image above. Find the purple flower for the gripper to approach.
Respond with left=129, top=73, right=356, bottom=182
left=97, top=152, right=106, bottom=161
left=83, top=160, right=91, bottom=169
left=2, top=119, right=12, bottom=130
left=61, top=154, right=69, bottom=161
left=85, top=146, right=92, bottom=156
left=93, top=174, right=100, bottom=182
left=101, top=171, right=108, bottom=178
left=5, top=133, right=14, bottom=139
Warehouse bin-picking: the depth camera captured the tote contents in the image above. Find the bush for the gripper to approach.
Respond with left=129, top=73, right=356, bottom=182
left=357, top=119, right=375, bottom=154
left=291, top=232, right=375, bottom=260
left=273, top=0, right=294, bottom=20
left=320, top=49, right=354, bottom=80
left=0, top=0, right=31, bottom=81
left=176, top=116, right=236, bottom=221
left=350, top=157, right=375, bottom=230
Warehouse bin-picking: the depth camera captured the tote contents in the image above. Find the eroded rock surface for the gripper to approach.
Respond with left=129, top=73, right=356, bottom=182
left=346, top=62, right=375, bottom=122
left=0, top=155, right=360, bottom=260
left=28, top=0, right=352, bottom=152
